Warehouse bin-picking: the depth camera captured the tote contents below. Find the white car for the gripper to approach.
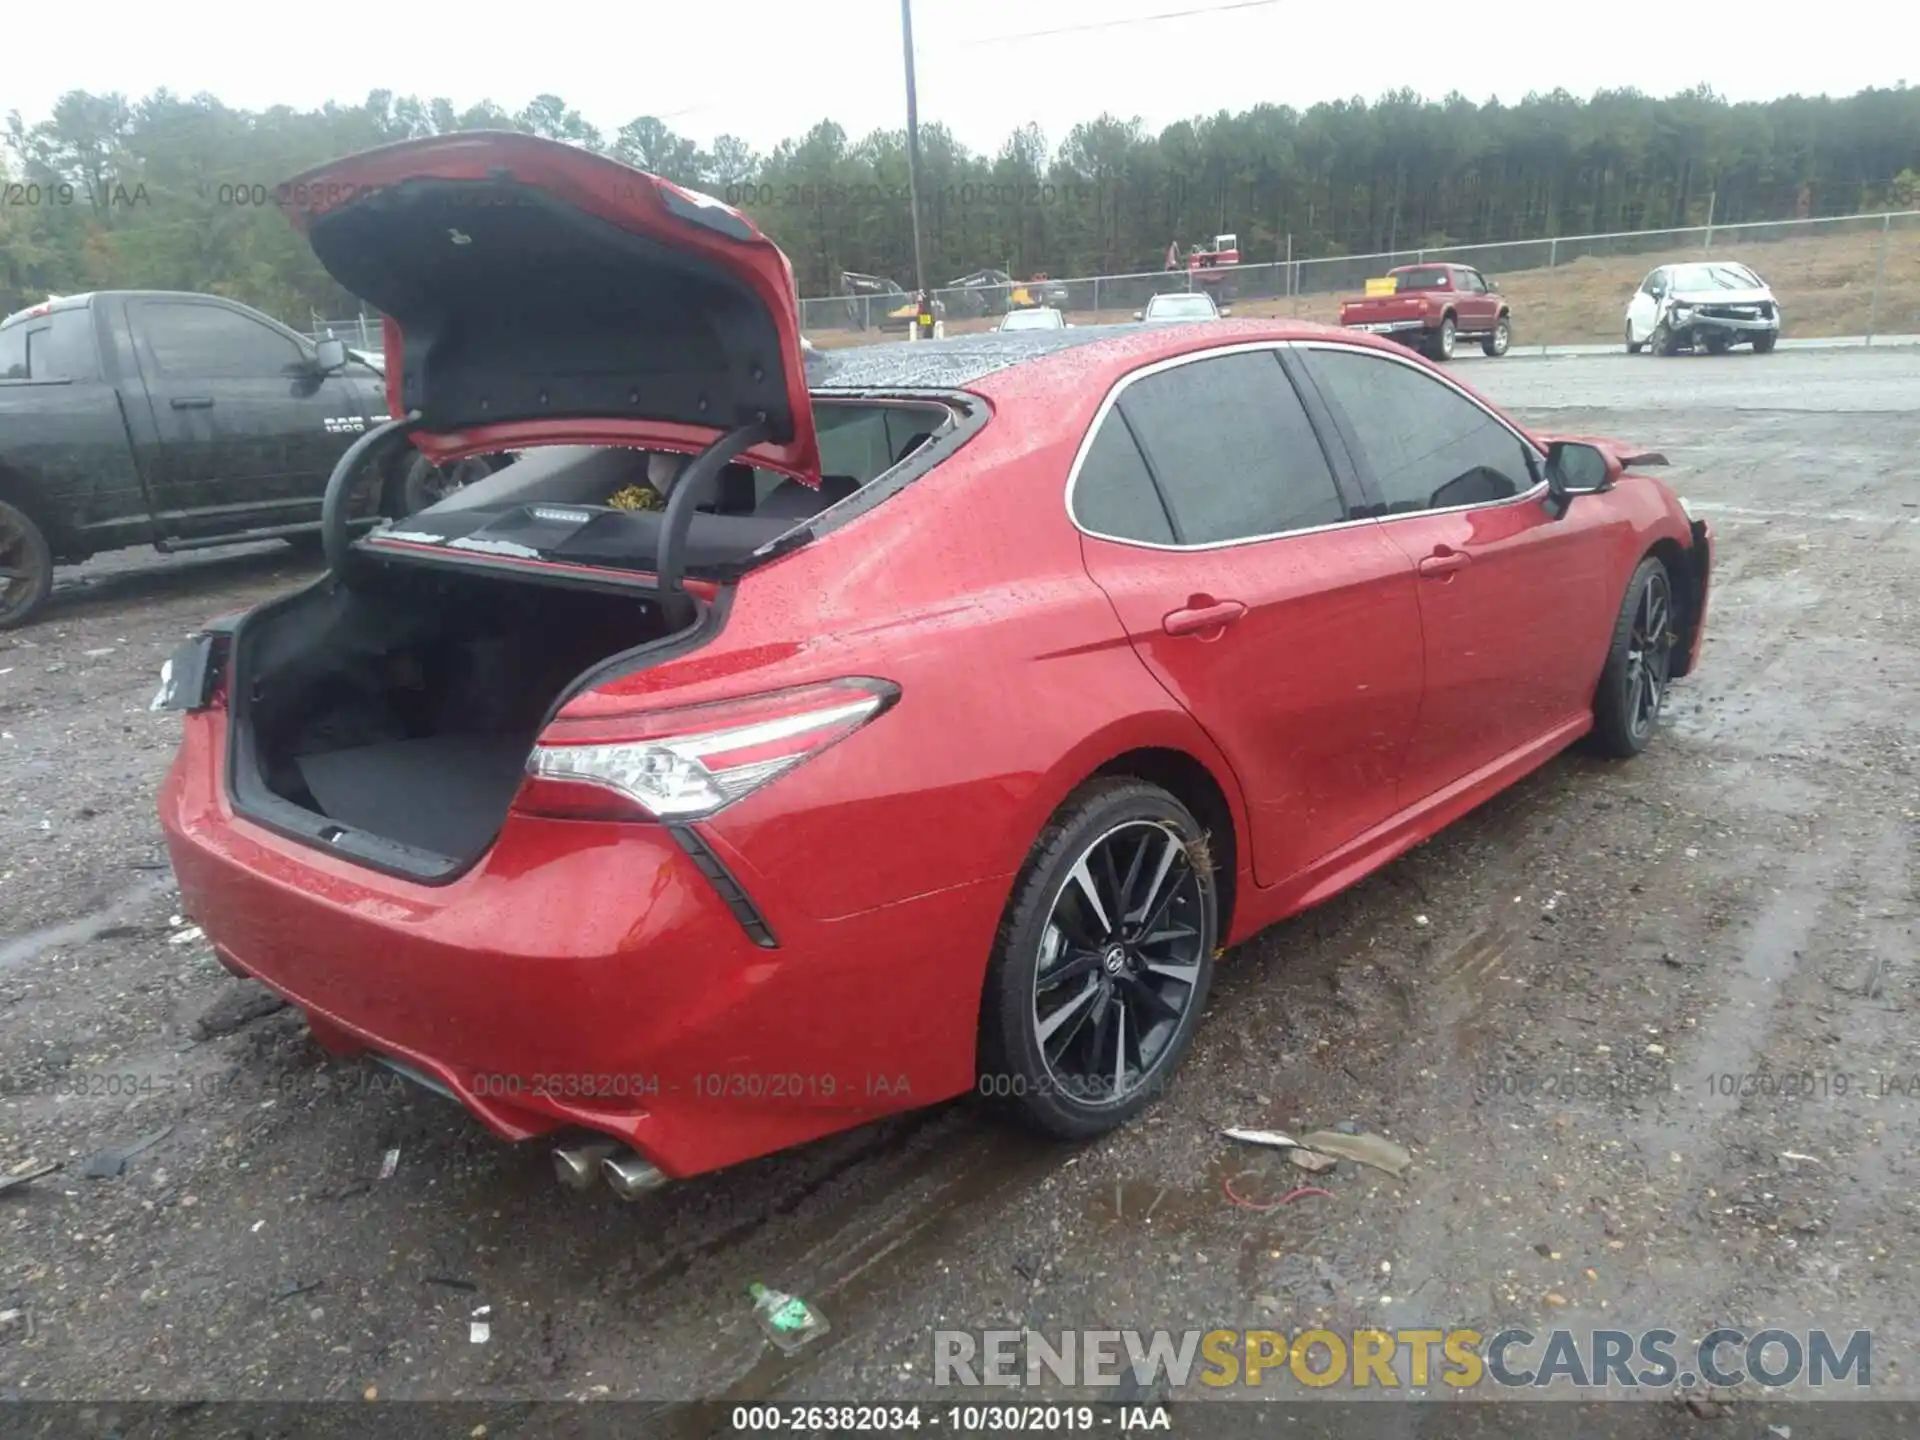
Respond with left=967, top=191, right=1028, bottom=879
left=1625, top=261, right=1781, bottom=356
left=1133, top=292, right=1227, bottom=323
left=996, top=307, right=1067, bottom=331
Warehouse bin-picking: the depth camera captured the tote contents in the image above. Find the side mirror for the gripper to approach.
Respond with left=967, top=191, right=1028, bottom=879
left=1219, top=306, right=1234, bottom=318
left=314, top=337, right=348, bottom=373
left=1132, top=310, right=1144, bottom=321
left=1543, top=441, right=1618, bottom=514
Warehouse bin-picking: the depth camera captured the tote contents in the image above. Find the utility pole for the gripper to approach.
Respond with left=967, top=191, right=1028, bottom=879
left=900, top=0, right=929, bottom=302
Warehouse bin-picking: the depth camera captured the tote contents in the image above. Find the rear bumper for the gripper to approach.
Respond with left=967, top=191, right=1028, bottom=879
left=1342, top=318, right=1430, bottom=335
left=158, top=710, right=999, bottom=1178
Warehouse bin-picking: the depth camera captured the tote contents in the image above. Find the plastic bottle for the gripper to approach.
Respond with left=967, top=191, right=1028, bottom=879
left=748, top=1281, right=830, bottom=1352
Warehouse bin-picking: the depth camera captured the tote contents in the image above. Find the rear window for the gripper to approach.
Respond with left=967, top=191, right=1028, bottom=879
left=815, top=402, right=946, bottom=482
left=0, top=308, right=94, bottom=381
left=1393, top=268, right=1451, bottom=290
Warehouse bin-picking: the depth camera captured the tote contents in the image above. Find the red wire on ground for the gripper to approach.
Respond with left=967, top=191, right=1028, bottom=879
left=1223, top=1173, right=1335, bottom=1210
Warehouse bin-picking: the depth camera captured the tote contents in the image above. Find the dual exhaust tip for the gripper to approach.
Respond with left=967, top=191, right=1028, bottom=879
left=552, top=1141, right=667, bottom=1199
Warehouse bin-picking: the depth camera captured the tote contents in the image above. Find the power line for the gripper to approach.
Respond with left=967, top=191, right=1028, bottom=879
left=957, top=0, right=1281, bottom=47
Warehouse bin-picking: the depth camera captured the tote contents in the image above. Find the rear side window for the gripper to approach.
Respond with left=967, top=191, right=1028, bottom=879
left=31, top=310, right=96, bottom=380
left=0, top=325, right=29, bottom=379
left=1115, top=351, right=1347, bottom=544
left=1073, top=415, right=1173, bottom=544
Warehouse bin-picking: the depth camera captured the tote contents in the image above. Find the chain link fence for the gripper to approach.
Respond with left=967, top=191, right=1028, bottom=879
left=804, top=210, right=1920, bottom=351
left=301, top=210, right=1920, bottom=355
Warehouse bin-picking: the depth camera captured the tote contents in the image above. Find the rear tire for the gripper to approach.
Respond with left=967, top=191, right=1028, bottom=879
left=1588, top=556, right=1677, bottom=760
left=1625, top=323, right=1644, bottom=355
left=0, top=498, right=54, bottom=631
left=1428, top=315, right=1457, bottom=362
left=391, top=452, right=500, bottom=516
left=1481, top=313, right=1512, bottom=357
left=978, top=778, right=1218, bottom=1140
left=1752, top=329, right=1778, bottom=353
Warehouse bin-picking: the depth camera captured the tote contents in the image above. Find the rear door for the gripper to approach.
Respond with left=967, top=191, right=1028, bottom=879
left=1295, top=341, right=1618, bottom=803
left=1073, top=345, right=1426, bottom=890
left=127, top=296, right=371, bottom=535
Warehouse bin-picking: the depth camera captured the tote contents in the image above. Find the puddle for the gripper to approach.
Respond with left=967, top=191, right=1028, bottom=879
left=0, top=875, right=175, bottom=972
left=1086, top=1177, right=1213, bottom=1232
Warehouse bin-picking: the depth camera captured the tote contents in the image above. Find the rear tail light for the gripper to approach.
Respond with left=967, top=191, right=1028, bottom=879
left=514, top=678, right=898, bottom=823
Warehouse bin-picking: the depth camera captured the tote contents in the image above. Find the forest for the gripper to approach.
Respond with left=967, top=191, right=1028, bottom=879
left=3, top=83, right=1917, bottom=322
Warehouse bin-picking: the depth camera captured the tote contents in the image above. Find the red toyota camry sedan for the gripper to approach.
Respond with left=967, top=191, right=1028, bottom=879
left=156, top=134, right=1712, bottom=1195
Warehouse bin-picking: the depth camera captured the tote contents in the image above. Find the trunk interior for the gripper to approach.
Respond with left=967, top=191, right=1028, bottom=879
left=230, top=563, right=686, bottom=877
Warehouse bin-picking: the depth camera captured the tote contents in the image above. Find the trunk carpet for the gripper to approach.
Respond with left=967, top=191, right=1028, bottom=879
left=296, top=735, right=532, bottom=858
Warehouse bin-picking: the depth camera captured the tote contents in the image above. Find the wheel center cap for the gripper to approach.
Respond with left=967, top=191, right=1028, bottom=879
left=1101, top=944, right=1128, bottom=976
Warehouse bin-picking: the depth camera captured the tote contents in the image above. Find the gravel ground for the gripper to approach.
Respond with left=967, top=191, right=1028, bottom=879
left=1, top=349, right=1917, bottom=1429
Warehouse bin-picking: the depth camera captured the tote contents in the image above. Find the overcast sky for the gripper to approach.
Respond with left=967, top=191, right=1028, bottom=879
left=10, top=0, right=1908, bottom=157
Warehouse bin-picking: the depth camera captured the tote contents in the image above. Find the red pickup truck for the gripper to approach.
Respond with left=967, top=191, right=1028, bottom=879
left=1337, top=263, right=1512, bottom=361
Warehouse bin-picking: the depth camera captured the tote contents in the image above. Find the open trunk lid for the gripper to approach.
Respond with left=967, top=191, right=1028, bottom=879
left=279, top=132, right=818, bottom=481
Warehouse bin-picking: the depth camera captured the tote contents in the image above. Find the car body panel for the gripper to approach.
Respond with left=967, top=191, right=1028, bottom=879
left=157, top=313, right=1708, bottom=1179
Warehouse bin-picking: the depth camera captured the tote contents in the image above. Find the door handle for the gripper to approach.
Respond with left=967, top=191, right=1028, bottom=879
left=1417, top=548, right=1471, bottom=578
left=1162, top=598, right=1247, bottom=636
left=170, top=396, right=215, bottom=410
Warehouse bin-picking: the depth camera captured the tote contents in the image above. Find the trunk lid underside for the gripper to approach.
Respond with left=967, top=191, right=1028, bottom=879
left=281, top=131, right=819, bottom=479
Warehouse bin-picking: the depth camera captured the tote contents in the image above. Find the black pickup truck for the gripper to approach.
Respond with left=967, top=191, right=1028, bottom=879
left=0, top=290, right=505, bottom=628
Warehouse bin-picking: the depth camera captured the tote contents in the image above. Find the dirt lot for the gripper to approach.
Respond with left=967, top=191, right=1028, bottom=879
left=810, top=220, right=1920, bottom=350
left=1, top=349, right=1917, bottom=1430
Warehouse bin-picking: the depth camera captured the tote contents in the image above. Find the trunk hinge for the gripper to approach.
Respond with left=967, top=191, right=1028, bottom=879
left=655, top=417, right=773, bottom=623
left=320, top=413, right=424, bottom=573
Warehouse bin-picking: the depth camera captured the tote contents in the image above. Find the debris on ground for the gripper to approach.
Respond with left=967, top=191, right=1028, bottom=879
left=0, top=1160, right=62, bottom=1197
left=748, top=1282, right=830, bottom=1353
left=379, top=1147, right=401, bottom=1180
left=1297, top=1130, right=1412, bottom=1177
left=1287, top=1149, right=1339, bottom=1174
left=193, top=982, right=289, bottom=1039
left=80, top=1125, right=174, bottom=1179
left=471, top=1305, right=491, bottom=1344
left=166, top=925, right=206, bottom=947
left=427, top=1276, right=479, bottom=1292
left=272, top=1279, right=324, bottom=1303
left=1221, top=1128, right=1299, bottom=1150
left=1224, top=1173, right=1335, bottom=1211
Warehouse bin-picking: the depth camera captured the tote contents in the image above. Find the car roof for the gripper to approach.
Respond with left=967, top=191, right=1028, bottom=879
left=803, top=318, right=1381, bottom=393
left=1390, top=262, right=1465, bottom=273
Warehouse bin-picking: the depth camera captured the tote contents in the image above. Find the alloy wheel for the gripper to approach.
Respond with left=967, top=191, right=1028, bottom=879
left=1624, top=569, right=1675, bottom=741
left=1031, top=820, right=1207, bottom=1108
left=403, top=455, right=494, bottom=514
